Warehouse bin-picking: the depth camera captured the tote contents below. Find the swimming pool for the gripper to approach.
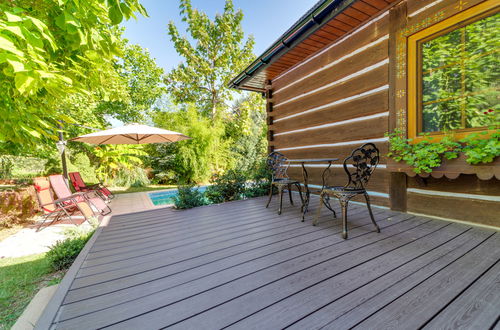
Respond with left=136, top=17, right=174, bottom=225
left=148, top=186, right=208, bottom=206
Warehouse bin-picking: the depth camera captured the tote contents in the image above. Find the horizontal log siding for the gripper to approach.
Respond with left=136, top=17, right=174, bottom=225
left=272, top=14, right=389, bottom=91
left=407, top=192, right=500, bottom=227
left=271, top=89, right=388, bottom=133
left=273, top=39, right=389, bottom=105
left=272, top=115, right=387, bottom=149
left=280, top=143, right=389, bottom=164
left=287, top=167, right=390, bottom=194
left=268, top=11, right=391, bottom=207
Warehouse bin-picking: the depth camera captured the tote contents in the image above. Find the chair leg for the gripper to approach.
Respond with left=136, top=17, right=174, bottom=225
left=339, top=198, right=349, bottom=239
left=313, top=192, right=324, bottom=226
left=288, top=184, right=294, bottom=206
left=266, top=184, right=274, bottom=208
left=278, top=186, right=284, bottom=215
left=295, top=183, right=304, bottom=212
left=364, top=192, right=380, bottom=233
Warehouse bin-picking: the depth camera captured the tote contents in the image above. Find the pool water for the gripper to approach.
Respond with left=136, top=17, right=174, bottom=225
left=148, top=186, right=208, bottom=206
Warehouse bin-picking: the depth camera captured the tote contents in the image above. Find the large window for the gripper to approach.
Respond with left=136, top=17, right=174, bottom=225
left=408, top=1, right=499, bottom=140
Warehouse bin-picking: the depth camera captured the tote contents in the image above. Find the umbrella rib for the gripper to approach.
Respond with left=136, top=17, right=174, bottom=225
left=98, top=135, right=117, bottom=145
left=158, top=135, right=175, bottom=143
left=119, top=134, right=140, bottom=143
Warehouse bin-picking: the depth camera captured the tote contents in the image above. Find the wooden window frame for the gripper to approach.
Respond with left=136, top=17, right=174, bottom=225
left=407, top=1, right=499, bottom=142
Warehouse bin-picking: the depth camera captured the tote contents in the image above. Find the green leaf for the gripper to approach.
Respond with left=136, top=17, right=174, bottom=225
left=0, top=34, right=24, bottom=56
left=7, top=58, right=24, bottom=72
left=15, top=73, right=36, bottom=94
left=108, top=5, right=123, bottom=25
left=5, top=12, right=22, bottom=22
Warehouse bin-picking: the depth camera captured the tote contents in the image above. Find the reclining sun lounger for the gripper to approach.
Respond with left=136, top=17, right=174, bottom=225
left=69, top=172, right=114, bottom=201
left=33, top=177, right=96, bottom=231
left=49, top=174, right=111, bottom=216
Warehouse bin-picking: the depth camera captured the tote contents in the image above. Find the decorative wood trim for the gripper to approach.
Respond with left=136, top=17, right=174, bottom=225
left=407, top=0, right=500, bottom=142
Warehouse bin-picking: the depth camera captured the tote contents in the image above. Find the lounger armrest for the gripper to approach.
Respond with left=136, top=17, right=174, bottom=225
left=52, top=196, right=78, bottom=204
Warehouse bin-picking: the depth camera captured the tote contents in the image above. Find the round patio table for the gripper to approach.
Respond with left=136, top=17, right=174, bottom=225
left=288, top=158, right=339, bottom=221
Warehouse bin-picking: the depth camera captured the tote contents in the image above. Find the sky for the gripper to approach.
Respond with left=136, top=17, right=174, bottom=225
left=121, top=0, right=319, bottom=72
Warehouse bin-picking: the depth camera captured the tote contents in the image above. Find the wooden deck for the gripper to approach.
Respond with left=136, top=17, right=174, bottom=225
left=37, top=196, right=500, bottom=330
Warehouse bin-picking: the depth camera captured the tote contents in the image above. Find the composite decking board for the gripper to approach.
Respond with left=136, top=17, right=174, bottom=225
left=422, top=260, right=500, bottom=330
left=71, top=210, right=382, bottom=288
left=76, top=207, right=356, bottom=275
left=86, top=206, right=311, bottom=257
left=96, top=200, right=274, bottom=237
left=158, top=220, right=453, bottom=329
left=64, top=217, right=435, bottom=329
left=287, top=226, right=492, bottom=329
left=64, top=209, right=394, bottom=305
left=225, top=223, right=473, bottom=329
left=78, top=205, right=385, bottom=277
left=55, top=212, right=414, bottom=328
left=351, top=233, right=500, bottom=330
left=65, top=207, right=390, bottom=300
left=41, top=198, right=500, bottom=329
left=86, top=203, right=373, bottom=259
left=59, top=211, right=405, bottom=319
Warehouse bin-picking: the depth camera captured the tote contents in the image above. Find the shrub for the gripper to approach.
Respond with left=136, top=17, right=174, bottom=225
left=46, top=230, right=95, bottom=271
left=205, top=170, right=246, bottom=204
left=0, top=156, right=14, bottom=179
left=68, top=153, right=98, bottom=184
left=0, top=187, right=38, bottom=228
left=174, top=185, right=208, bottom=209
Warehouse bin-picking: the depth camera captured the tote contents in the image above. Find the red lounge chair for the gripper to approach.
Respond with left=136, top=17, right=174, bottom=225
left=33, top=177, right=96, bottom=231
left=69, top=172, right=114, bottom=201
left=49, top=174, right=111, bottom=216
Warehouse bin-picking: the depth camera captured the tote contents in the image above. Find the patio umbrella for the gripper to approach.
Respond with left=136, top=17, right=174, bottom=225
left=71, top=123, right=190, bottom=145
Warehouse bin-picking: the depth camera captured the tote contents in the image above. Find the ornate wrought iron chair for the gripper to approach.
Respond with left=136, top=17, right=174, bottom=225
left=266, top=151, right=303, bottom=214
left=314, top=143, right=381, bottom=239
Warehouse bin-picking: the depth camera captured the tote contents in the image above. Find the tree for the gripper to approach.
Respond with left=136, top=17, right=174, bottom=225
left=165, top=0, right=255, bottom=118
left=151, top=104, right=231, bottom=183
left=0, top=0, right=147, bottom=148
left=97, top=42, right=166, bottom=123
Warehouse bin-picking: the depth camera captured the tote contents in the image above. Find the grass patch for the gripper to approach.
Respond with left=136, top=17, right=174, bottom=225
left=110, top=184, right=177, bottom=195
left=0, top=253, right=64, bottom=329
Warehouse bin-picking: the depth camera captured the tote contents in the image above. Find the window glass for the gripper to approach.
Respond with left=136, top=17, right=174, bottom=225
left=420, top=12, right=499, bottom=133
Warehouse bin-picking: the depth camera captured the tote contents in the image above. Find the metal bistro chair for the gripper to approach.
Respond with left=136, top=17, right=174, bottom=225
left=314, top=143, right=381, bottom=239
left=266, top=151, right=303, bottom=215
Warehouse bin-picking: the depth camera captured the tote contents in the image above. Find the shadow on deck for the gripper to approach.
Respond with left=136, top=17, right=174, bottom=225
left=36, top=196, right=500, bottom=329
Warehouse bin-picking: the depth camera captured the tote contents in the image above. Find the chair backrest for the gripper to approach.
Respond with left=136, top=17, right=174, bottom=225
left=49, top=174, right=73, bottom=199
left=69, top=172, right=84, bottom=192
left=267, top=151, right=290, bottom=180
left=33, top=177, right=56, bottom=214
left=343, top=143, right=379, bottom=190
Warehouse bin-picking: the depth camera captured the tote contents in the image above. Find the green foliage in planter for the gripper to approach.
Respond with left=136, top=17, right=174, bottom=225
left=173, top=185, right=208, bottom=209
left=387, top=129, right=500, bottom=173
left=46, top=230, right=95, bottom=271
left=459, top=131, right=500, bottom=164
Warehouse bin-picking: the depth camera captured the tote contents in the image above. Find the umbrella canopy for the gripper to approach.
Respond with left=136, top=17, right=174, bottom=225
left=71, top=123, right=190, bottom=145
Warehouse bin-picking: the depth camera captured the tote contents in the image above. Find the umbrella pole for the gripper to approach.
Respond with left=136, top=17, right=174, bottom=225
left=58, top=123, right=68, bottom=180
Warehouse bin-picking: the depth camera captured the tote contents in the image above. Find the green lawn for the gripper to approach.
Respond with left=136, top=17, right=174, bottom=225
left=0, top=254, right=64, bottom=330
left=110, top=184, right=177, bottom=195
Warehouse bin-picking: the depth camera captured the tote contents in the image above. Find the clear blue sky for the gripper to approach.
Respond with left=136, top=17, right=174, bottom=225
left=121, top=0, right=318, bottom=72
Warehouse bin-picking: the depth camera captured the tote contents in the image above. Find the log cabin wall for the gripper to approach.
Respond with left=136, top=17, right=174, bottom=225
left=267, top=9, right=391, bottom=207
left=265, top=0, right=499, bottom=226
left=389, top=0, right=500, bottom=227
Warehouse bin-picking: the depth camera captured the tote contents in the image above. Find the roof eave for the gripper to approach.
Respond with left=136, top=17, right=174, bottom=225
left=230, top=0, right=357, bottom=92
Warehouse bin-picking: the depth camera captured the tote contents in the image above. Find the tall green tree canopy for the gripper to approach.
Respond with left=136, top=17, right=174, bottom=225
left=0, top=0, right=147, bottom=148
left=165, top=0, right=255, bottom=117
